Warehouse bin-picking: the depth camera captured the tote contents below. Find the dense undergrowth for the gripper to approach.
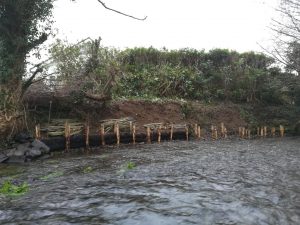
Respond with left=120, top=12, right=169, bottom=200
left=43, top=41, right=300, bottom=106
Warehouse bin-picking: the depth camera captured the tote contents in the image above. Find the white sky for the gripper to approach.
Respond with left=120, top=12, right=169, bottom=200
left=51, top=0, right=280, bottom=52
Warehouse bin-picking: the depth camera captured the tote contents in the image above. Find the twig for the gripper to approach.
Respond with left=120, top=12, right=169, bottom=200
left=97, top=0, right=147, bottom=21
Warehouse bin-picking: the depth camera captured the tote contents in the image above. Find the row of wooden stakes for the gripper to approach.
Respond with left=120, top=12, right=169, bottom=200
left=237, top=125, right=285, bottom=139
left=35, top=122, right=285, bottom=151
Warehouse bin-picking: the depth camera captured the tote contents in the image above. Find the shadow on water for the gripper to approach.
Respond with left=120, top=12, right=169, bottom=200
left=0, top=137, right=300, bottom=225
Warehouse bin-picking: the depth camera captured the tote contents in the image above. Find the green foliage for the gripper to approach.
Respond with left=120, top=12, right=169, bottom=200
left=49, top=39, right=121, bottom=102
left=83, top=166, right=93, bottom=173
left=0, top=180, right=29, bottom=197
left=181, top=102, right=194, bottom=119
left=286, top=41, right=300, bottom=75
left=40, top=171, right=64, bottom=181
left=0, top=0, right=55, bottom=83
left=126, top=162, right=136, bottom=170
left=239, top=106, right=258, bottom=127
left=48, top=44, right=299, bottom=105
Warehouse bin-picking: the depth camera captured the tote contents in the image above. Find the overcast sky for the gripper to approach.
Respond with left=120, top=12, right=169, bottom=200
left=51, top=0, right=280, bottom=52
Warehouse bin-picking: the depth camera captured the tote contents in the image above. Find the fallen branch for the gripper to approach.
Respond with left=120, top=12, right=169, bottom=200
left=83, top=92, right=112, bottom=102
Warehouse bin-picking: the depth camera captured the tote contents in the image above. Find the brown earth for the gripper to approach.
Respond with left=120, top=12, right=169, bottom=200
left=92, top=100, right=247, bottom=134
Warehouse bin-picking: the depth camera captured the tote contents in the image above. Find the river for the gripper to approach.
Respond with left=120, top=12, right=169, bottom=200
left=0, top=137, right=299, bottom=225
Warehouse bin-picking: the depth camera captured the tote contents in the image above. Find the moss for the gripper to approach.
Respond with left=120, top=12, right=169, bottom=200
left=126, top=162, right=136, bottom=170
left=0, top=180, right=29, bottom=197
left=83, top=166, right=93, bottom=173
left=40, top=171, right=64, bottom=181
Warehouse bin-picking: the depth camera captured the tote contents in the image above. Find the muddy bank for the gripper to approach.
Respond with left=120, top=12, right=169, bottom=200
left=27, top=99, right=300, bottom=135
left=29, top=99, right=247, bottom=134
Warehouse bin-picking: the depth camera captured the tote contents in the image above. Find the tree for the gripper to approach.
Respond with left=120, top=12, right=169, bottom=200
left=268, top=0, right=300, bottom=74
left=285, top=41, right=300, bottom=74
left=0, top=0, right=55, bottom=138
left=0, top=0, right=146, bottom=139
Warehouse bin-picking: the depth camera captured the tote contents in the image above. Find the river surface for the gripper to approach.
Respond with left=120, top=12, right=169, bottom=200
left=0, top=137, right=300, bottom=225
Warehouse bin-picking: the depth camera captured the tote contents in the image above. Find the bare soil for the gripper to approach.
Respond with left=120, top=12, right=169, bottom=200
left=94, top=100, right=246, bottom=133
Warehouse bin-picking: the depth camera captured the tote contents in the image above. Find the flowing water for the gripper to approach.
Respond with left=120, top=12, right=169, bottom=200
left=0, top=138, right=299, bottom=225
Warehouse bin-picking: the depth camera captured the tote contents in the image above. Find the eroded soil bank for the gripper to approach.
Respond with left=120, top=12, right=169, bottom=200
left=30, top=98, right=300, bottom=136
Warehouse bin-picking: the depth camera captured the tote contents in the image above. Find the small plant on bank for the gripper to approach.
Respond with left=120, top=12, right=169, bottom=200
left=40, top=171, right=64, bottom=181
left=83, top=166, right=93, bottom=173
left=0, top=180, right=29, bottom=197
left=126, top=162, right=136, bottom=170
left=181, top=102, right=194, bottom=119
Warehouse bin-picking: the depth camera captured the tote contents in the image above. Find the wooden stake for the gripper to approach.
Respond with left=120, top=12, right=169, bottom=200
left=280, top=125, right=284, bottom=137
left=194, top=124, right=198, bottom=138
left=211, top=125, right=215, bottom=139
left=101, top=124, right=105, bottom=146
left=64, top=121, right=70, bottom=151
left=257, top=127, right=260, bottom=136
left=185, top=125, right=189, bottom=141
left=64, top=121, right=68, bottom=150
left=260, top=127, right=264, bottom=137
left=67, top=124, right=71, bottom=151
left=224, top=127, right=227, bottom=138
left=85, top=124, right=90, bottom=148
left=114, top=122, right=117, bottom=135
left=264, top=126, right=267, bottom=137
left=132, top=124, right=136, bottom=144
left=35, top=124, right=41, bottom=140
left=147, top=127, right=151, bottom=143
left=170, top=124, right=174, bottom=141
left=271, top=127, right=276, bottom=137
left=221, top=122, right=225, bottom=137
left=116, top=122, right=120, bottom=145
left=158, top=125, right=161, bottom=143
left=197, top=125, right=201, bottom=139
left=242, top=127, right=245, bottom=139
left=214, top=127, right=218, bottom=140
left=129, top=121, right=133, bottom=134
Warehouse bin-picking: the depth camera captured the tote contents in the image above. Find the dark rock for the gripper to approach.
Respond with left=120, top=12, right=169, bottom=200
left=26, top=149, right=42, bottom=158
left=30, top=140, right=50, bottom=154
left=6, top=155, right=26, bottom=163
left=0, top=153, right=9, bottom=163
left=14, top=149, right=27, bottom=157
left=16, top=142, right=31, bottom=156
left=16, top=142, right=30, bottom=150
left=1, top=139, right=51, bottom=163
left=14, top=132, right=33, bottom=143
left=4, top=148, right=17, bottom=157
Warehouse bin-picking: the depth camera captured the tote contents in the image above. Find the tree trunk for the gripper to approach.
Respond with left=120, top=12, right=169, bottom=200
left=0, top=82, right=24, bottom=141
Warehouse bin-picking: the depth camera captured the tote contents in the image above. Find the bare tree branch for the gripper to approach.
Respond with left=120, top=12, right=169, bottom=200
left=257, top=42, right=289, bottom=66
left=22, top=66, right=43, bottom=92
left=269, top=25, right=300, bottom=41
left=97, top=0, right=147, bottom=21
left=30, top=72, right=59, bottom=84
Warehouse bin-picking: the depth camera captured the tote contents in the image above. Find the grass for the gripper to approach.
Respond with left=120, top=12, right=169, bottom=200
left=126, top=162, right=136, bottom=170
left=40, top=171, right=64, bottom=181
left=117, top=161, right=137, bottom=176
left=83, top=166, right=93, bottom=173
left=0, top=180, right=29, bottom=197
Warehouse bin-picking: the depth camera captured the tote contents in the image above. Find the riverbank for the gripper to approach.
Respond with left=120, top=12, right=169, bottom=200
left=1, top=98, right=299, bottom=155
left=27, top=98, right=300, bottom=135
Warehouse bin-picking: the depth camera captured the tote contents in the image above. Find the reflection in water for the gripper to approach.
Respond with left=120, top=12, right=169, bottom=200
left=0, top=138, right=299, bottom=225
